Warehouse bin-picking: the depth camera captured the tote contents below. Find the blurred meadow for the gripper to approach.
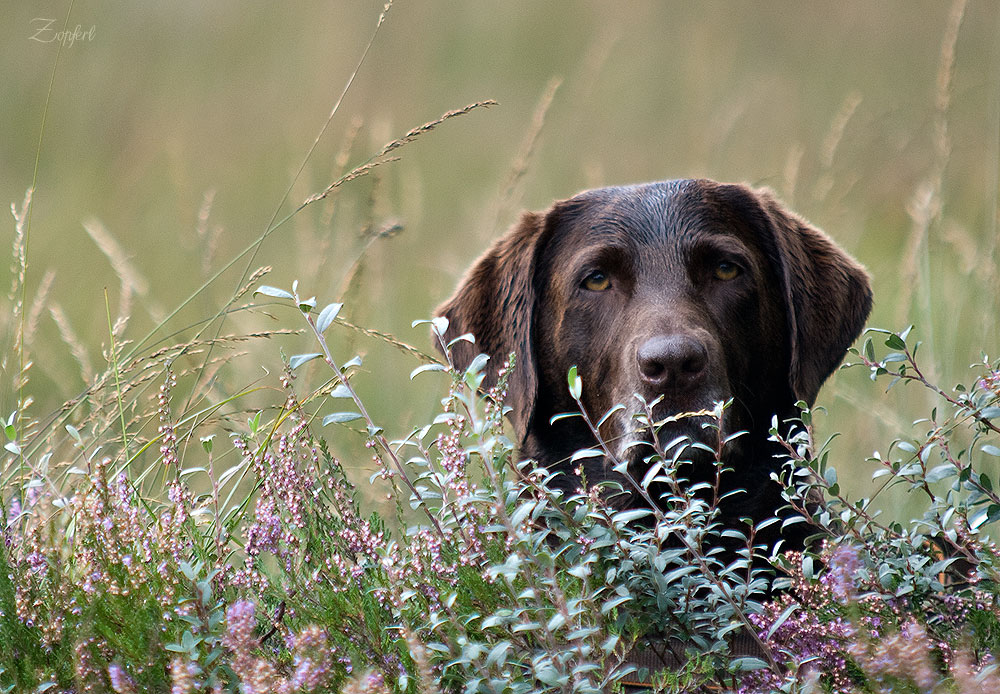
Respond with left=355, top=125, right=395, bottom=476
left=2, top=0, right=999, bottom=516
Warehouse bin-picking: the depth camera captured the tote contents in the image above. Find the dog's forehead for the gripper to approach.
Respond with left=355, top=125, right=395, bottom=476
left=561, top=179, right=747, bottom=247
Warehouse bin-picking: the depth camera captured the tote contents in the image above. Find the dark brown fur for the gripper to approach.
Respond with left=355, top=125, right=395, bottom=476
left=436, top=179, right=871, bottom=547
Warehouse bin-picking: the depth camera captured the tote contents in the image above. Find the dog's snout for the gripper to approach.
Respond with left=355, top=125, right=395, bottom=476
left=637, top=334, right=708, bottom=392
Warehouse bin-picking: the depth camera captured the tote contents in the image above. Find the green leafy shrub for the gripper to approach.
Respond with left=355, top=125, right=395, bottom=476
left=4, top=262, right=999, bottom=693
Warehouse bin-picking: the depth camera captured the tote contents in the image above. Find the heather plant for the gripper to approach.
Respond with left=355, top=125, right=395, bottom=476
left=5, top=272, right=999, bottom=693
left=0, top=274, right=772, bottom=692
left=737, top=329, right=1000, bottom=693
left=219, top=285, right=782, bottom=692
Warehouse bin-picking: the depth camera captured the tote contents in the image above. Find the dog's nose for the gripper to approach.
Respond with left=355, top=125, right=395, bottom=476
left=637, top=335, right=708, bottom=393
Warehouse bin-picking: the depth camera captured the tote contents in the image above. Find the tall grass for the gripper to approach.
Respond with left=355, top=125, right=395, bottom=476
left=2, top=2, right=1000, bottom=692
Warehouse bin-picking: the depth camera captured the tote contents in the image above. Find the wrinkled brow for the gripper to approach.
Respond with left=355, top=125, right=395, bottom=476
left=578, top=206, right=711, bottom=250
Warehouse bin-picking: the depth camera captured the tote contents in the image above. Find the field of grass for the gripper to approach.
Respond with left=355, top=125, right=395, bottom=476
left=3, top=3, right=1000, bottom=691
left=2, top=0, right=999, bottom=530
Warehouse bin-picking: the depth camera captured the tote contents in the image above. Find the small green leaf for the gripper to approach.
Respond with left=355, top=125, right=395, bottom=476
left=663, top=565, right=699, bottom=583
left=410, top=363, right=447, bottom=380
left=65, top=424, right=83, bottom=445
left=509, top=501, right=536, bottom=528
left=535, top=666, right=564, bottom=686
left=823, top=466, right=838, bottom=487
left=566, top=626, right=599, bottom=640
left=926, top=463, right=957, bottom=483
left=970, top=507, right=990, bottom=530
left=568, top=365, right=582, bottom=400
left=323, top=412, right=363, bottom=425
left=466, top=353, right=490, bottom=376
left=596, top=404, right=626, bottom=428
left=731, top=657, right=768, bottom=672
left=254, top=285, right=294, bottom=300
left=198, top=580, right=213, bottom=606
left=316, top=302, right=343, bottom=333
left=4, top=424, right=16, bottom=441
left=200, top=435, right=214, bottom=454
left=601, top=595, right=631, bottom=614
left=429, top=315, right=449, bottom=337
left=289, top=353, right=322, bottom=370
left=611, top=509, right=653, bottom=526
left=447, top=332, right=475, bottom=348
left=802, top=554, right=814, bottom=580
left=570, top=448, right=603, bottom=462
left=885, top=334, right=906, bottom=350
left=988, top=504, right=1000, bottom=525
left=180, top=630, right=202, bottom=651
left=766, top=604, right=799, bottom=640
left=179, top=561, right=201, bottom=581
left=329, top=384, right=353, bottom=398
left=485, top=641, right=511, bottom=668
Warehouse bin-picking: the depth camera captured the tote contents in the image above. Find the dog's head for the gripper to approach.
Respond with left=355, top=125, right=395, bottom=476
left=436, top=179, right=871, bottom=498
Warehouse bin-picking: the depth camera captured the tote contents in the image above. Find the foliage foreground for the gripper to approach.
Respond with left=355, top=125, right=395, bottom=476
left=3, top=277, right=1000, bottom=694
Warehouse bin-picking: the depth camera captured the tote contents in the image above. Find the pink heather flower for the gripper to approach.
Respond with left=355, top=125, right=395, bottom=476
left=6, top=496, right=22, bottom=527
left=108, top=663, right=137, bottom=694
left=246, top=496, right=283, bottom=557
left=158, top=367, right=180, bottom=467
left=74, top=636, right=104, bottom=691
left=169, top=657, right=199, bottom=694
left=826, top=544, right=863, bottom=604
left=857, top=619, right=939, bottom=692
left=291, top=625, right=333, bottom=691
left=224, top=599, right=257, bottom=653
left=241, top=658, right=284, bottom=694
left=978, top=369, right=1000, bottom=395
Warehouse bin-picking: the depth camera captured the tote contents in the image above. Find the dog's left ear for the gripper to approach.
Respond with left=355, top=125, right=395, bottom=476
left=720, top=185, right=873, bottom=404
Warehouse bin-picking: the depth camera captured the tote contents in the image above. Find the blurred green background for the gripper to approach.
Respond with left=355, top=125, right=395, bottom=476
left=2, top=1, right=998, bottom=513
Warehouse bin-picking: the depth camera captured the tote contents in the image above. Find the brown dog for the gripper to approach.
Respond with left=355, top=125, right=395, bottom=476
left=436, top=179, right=871, bottom=547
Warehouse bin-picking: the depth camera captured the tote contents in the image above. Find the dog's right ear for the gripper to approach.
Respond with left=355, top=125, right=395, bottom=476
left=434, top=211, right=548, bottom=437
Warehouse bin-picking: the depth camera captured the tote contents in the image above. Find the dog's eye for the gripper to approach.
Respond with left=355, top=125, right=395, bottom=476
left=713, top=261, right=741, bottom=281
left=581, top=271, right=611, bottom=292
